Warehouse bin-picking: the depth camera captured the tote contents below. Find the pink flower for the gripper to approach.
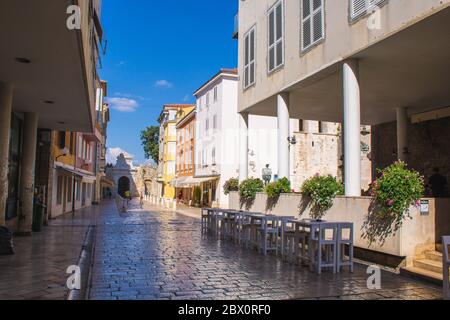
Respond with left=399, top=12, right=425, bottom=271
left=386, top=199, right=395, bottom=206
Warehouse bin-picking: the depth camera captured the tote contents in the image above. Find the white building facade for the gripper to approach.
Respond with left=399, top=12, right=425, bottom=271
left=194, top=69, right=300, bottom=208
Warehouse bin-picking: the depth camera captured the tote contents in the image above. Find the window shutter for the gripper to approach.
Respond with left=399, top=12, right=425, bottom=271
left=351, top=0, right=367, bottom=19
left=302, top=0, right=324, bottom=51
left=351, top=0, right=383, bottom=19
left=312, top=7, right=323, bottom=42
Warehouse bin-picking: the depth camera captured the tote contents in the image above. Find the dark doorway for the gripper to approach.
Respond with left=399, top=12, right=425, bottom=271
left=118, top=177, right=130, bottom=198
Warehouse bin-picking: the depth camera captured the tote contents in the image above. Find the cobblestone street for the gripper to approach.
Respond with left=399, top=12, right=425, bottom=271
left=88, top=201, right=443, bottom=300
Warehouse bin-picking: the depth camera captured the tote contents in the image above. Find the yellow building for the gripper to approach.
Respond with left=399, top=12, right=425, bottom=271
left=158, top=104, right=195, bottom=201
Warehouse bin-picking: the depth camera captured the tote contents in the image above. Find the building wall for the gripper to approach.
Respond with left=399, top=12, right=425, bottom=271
left=372, top=117, right=450, bottom=196
left=176, top=110, right=196, bottom=178
left=237, top=0, right=450, bottom=113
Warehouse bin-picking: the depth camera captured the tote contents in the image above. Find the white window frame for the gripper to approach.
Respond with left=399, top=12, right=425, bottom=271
left=301, top=0, right=325, bottom=52
left=350, top=0, right=384, bottom=20
left=244, top=25, right=256, bottom=89
left=267, top=0, right=284, bottom=73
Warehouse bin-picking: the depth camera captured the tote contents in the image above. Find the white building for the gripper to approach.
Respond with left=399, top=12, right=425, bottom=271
left=236, top=0, right=450, bottom=197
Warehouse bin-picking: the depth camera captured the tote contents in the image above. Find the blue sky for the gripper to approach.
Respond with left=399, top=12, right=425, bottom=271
left=99, top=0, right=238, bottom=164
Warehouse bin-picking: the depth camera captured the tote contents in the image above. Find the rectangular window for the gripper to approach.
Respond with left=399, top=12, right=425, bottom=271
left=67, top=177, right=72, bottom=202
left=350, top=0, right=384, bottom=20
left=78, top=136, right=82, bottom=157
left=69, top=133, right=74, bottom=154
left=58, top=131, right=66, bottom=150
left=213, top=115, right=217, bottom=130
left=268, top=0, right=284, bottom=72
left=76, top=181, right=81, bottom=201
left=301, top=0, right=325, bottom=51
left=206, top=92, right=210, bottom=107
left=206, top=119, right=209, bottom=135
left=213, top=86, right=218, bottom=102
left=212, top=148, right=216, bottom=165
left=244, top=26, right=256, bottom=88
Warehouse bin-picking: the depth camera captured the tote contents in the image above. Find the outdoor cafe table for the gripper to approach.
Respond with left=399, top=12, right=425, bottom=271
left=246, top=214, right=295, bottom=252
left=201, top=208, right=223, bottom=235
left=288, top=219, right=352, bottom=274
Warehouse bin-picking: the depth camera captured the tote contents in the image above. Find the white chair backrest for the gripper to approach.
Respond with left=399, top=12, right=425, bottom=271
left=443, top=236, right=450, bottom=264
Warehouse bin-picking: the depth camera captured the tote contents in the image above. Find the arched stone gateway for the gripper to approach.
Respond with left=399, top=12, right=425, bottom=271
left=117, top=176, right=130, bottom=197
left=105, top=152, right=157, bottom=199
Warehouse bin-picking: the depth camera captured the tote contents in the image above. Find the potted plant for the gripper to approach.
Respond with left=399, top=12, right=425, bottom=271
left=223, top=178, right=239, bottom=195
left=265, top=177, right=292, bottom=210
left=301, top=175, right=344, bottom=221
left=193, top=186, right=202, bottom=207
left=363, top=161, right=424, bottom=246
left=239, top=178, right=264, bottom=209
left=265, top=177, right=291, bottom=199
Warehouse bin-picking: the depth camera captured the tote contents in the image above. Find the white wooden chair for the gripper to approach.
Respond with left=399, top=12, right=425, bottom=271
left=443, top=236, right=450, bottom=300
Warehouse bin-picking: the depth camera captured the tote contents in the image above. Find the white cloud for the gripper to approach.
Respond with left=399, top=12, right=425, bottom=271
left=106, top=147, right=134, bottom=165
left=155, top=80, right=173, bottom=88
left=183, top=94, right=191, bottom=102
left=106, top=97, right=139, bottom=112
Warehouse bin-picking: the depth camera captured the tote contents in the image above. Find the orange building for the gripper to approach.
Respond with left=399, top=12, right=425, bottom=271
left=173, top=109, right=196, bottom=204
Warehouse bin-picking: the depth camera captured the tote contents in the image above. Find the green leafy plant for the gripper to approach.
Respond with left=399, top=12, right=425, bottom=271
left=363, top=161, right=424, bottom=246
left=140, top=126, right=160, bottom=164
left=193, top=187, right=202, bottom=206
left=223, top=178, right=239, bottom=195
left=301, top=175, right=344, bottom=220
left=239, top=178, right=264, bottom=202
left=266, top=178, right=291, bottom=199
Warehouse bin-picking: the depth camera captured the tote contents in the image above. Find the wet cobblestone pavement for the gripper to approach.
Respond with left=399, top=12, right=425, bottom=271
left=88, top=201, right=443, bottom=300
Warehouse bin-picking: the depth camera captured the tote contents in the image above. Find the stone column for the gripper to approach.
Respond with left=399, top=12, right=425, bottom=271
left=342, top=60, right=361, bottom=197
left=396, top=107, right=408, bottom=162
left=239, top=112, right=249, bottom=181
left=277, top=93, right=290, bottom=179
left=0, top=83, right=13, bottom=227
left=17, top=112, right=39, bottom=235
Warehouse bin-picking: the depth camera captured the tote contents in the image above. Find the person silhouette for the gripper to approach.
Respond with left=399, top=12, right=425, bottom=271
left=429, top=167, right=448, bottom=198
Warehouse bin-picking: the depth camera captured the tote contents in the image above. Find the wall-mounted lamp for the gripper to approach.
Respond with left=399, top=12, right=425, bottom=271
left=288, top=136, right=297, bottom=145
left=56, top=147, right=69, bottom=162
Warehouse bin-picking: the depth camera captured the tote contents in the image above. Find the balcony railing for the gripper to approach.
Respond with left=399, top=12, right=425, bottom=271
left=232, top=13, right=239, bottom=39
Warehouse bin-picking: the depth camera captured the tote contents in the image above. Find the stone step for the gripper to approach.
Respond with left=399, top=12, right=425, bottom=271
left=401, top=266, right=443, bottom=285
left=425, top=251, right=443, bottom=263
left=414, top=259, right=443, bottom=274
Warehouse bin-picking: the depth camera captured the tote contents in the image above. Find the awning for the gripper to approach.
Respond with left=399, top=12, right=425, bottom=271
left=170, top=177, right=189, bottom=188
left=188, top=176, right=219, bottom=185
left=55, top=164, right=83, bottom=178
left=55, top=164, right=96, bottom=183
